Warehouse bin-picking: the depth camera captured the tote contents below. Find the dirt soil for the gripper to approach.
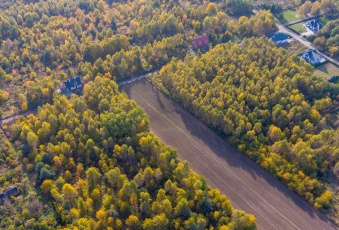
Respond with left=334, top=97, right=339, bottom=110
left=120, top=79, right=337, bottom=230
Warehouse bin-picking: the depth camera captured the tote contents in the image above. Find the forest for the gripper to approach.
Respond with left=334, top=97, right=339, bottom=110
left=154, top=37, right=338, bottom=214
left=0, top=0, right=276, bottom=118
left=1, top=76, right=257, bottom=229
left=0, top=0, right=272, bottom=228
left=1, top=0, right=338, bottom=228
left=296, top=0, right=338, bottom=17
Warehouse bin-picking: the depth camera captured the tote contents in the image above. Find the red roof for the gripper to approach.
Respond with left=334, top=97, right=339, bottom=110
left=192, top=35, right=209, bottom=49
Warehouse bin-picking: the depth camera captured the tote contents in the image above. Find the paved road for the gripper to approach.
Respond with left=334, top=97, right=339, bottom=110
left=277, top=24, right=339, bottom=66
left=120, top=79, right=337, bottom=230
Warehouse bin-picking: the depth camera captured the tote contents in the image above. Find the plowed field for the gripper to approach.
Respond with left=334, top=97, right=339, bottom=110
left=120, top=79, right=337, bottom=230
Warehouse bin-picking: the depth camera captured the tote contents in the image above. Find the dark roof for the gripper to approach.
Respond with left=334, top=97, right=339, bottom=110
left=5, top=186, right=19, bottom=197
left=192, top=35, right=209, bottom=49
left=75, top=77, right=81, bottom=86
left=299, top=49, right=326, bottom=65
left=304, top=49, right=319, bottom=61
left=0, top=185, right=19, bottom=202
left=63, top=76, right=82, bottom=91
left=269, top=33, right=290, bottom=43
left=307, top=20, right=318, bottom=27
left=306, top=19, right=322, bottom=31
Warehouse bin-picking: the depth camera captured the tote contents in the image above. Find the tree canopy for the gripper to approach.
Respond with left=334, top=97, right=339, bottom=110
left=10, top=76, right=256, bottom=229
left=155, top=37, right=338, bottom=211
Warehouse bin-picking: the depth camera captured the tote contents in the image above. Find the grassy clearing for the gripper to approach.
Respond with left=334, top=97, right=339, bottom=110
left=314, top=62, right=339, bottom=79
left=280, top=40, right=307, bottom=56
left=282, top=9, right=301, bottom=22
left=275, top=9, right=302, bottom=24
left=319, top=17, right=329, bottom=26
left=288, top=22, right=307, bottom=33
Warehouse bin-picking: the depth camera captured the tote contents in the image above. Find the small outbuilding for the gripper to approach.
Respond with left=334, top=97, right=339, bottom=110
left=192, top=35, right=209, bottom=51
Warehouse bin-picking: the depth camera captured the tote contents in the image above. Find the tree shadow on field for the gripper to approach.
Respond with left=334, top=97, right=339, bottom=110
left=119, top=78, right=146, bottom=100
left=170, top=90, right=336, bottom=223
left=120, top=79, right=164, bottom=110
left=119, top=79, right=336, bottom=228
left=153, top=85, right=165, bottom=110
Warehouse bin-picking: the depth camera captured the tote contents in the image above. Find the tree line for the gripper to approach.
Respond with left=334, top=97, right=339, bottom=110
left=0, top=0, right=277, bottom=118
left=9, top=76, right=256, bottom=229
left=308, top=19, right=339, bottom=58
left=155, top=37, right=338, bottom=212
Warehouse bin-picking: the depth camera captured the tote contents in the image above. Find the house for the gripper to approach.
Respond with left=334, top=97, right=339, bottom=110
left=63, top=76, right=82, bottom=91
left=0, top=185, right=19, bottom=203
left=269, top=33, right=291, bottom=45
left=192, top=35, right=209, bottom=51
left=299, top=49, right=326, bottom=66
left=59, top=76, right=83, bottom=97
left=305, top=19, right=322, bottom=33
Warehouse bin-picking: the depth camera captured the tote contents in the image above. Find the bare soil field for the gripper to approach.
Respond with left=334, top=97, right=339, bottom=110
left=120, top=79, right=337, bottom=230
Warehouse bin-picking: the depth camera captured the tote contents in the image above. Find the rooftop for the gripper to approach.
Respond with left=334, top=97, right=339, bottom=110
left=299, top=49, right=326, bottom=66
left=305, top=19, right=322, bottom=32
left=63, top=76, right=82, bottom=91
left=269, top=33, right=290, bottom=43
left=192, top=35, right=209, bottom=49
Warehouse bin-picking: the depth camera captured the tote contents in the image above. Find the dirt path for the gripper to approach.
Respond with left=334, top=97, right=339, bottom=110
left=120, top=79, right=337, bottom=230
left=0, top=108, right=38, bottom=125
left=117, top=71, right=156, bottom=87
left=0, top=71, right=156, bottom=125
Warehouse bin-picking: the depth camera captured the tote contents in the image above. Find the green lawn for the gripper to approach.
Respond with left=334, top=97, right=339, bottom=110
left=319, top=17, right=329, bottom=26
left=275, top=9, right=302, bottom=24
left=288, top=22, right=307, bottom=34
left=314, top=62, right=339, bottom=80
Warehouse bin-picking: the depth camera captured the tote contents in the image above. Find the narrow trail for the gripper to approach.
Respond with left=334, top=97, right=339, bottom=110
left=0, top=109, right=38, bottom=125
left=0, top=71, right=156, bottom=125
left=120, top=79, right=337, bottom=230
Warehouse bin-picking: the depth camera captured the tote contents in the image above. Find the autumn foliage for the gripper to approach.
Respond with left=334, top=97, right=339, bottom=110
left=13, top=77, right=256, bottom=229
left=155, top=37, right=337, bottom=210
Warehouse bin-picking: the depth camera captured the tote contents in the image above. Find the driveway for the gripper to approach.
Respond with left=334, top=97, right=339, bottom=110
left=277, top=23, right=339, bottom=66
left=301, top=25, right=315, bottom=36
